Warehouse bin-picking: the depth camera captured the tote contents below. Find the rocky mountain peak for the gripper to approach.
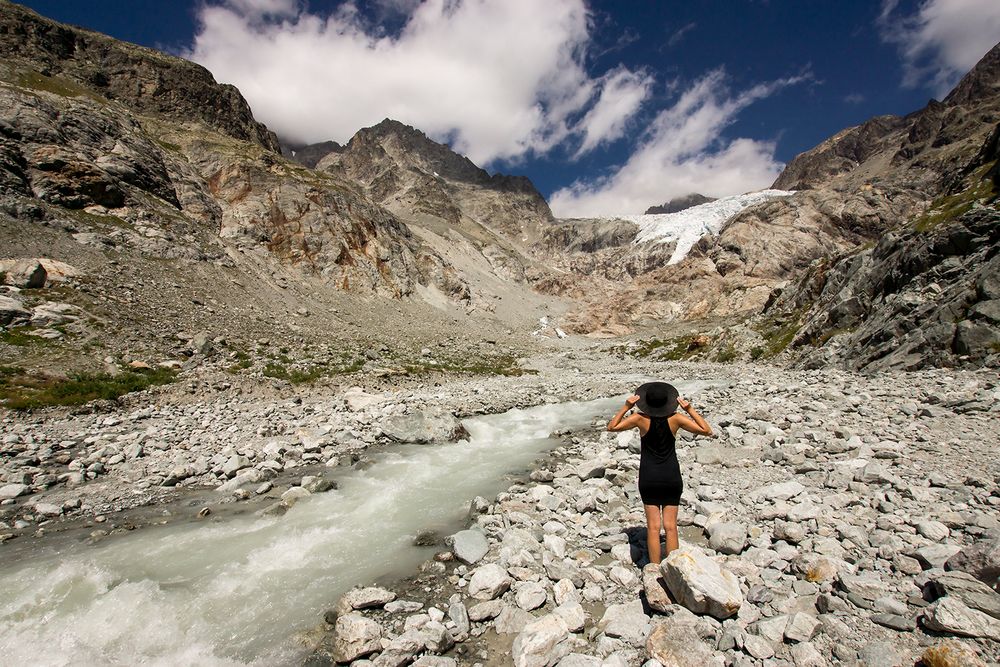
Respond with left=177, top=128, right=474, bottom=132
left=944, top=40, right=1000, bottom=107
left=0, top=0, right=279, bottom=152
left=645, top=193, right=716, bottom=215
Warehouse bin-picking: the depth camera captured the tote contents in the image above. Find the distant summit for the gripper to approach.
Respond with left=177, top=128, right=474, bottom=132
left=644, top=193, right=716, bottom=215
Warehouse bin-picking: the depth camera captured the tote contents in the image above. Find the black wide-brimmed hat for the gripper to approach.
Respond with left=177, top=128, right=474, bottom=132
left=634, top=381, right=678, bottom=417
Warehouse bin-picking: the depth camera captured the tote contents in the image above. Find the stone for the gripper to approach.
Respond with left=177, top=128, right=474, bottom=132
left=280, top=486, right=310, bottom=506
left=871, top=613, right=916, bottom=631
left=743, top=634, right=774, bottom=659
left=910, top=544, right=963, bottom=570
left=222, top=454, right=251, bottom=477
left=554, top=655, right=599, bottom=667
left=773, top=520, right=806, bottom=543
left=32, top=502, right=62, bottom=517
left=946, top=534, right=1000, bottom=583
left=381, top=409, right=469, bottom=444
left=751, top=481, right=805, bottom=501
left=515, top=581, right=548, bottom=611
left=0, top=483, right=29, bottom=500
left=707, top=522, right=747, bottom=555
left=338, top=587, right=397, bottom=613
left=553, top=602, right=585, bottom=632
left=920, top=640, right=987, bottom=667
left=375, top=629, right=425, bottom=667
left=448, top=601, right=470, bottom=636
left=838, top=572, right=887, bottom=600
left=421, top=620, right=454, bottom=653
left=450, top=529, right=489, bottom=565
left=646, top=616, right=721, bottom=667
left=789, top=642, right=826, bottom=667
left=301, top=475, right=336, bottom=493
left=468, top=563, right=512, bottom=600
left=575, top=459, right=605, bottom=480
left=660, top=547, right=743, bottom=619
left=925, top=570, right=1000, bottom=619
left=856, top=640, right=903, bottom=667
left=216, top=468, right=265, bottom=493
left=332, top=612, right=382, bottom=663
left=411, top=658, right=457, bottom=667
left=608, top=565, right=638, bottom=589
left=512, top=614, right=571, bottom=667
left=598, top=600, right=650, bottom=647
left=922, top=597, right=1000, bottom=640
left=641, top=563, right=673, bottom=613
left=1, top=259, right=46, bottom=287
left=553, top=579, right=579, bottom=606
left=494, top=604, right=535, bottom=634
left=0, top=295, right=30, bottom=325
left=783, top=612, right=820, bottom=642
left=467, top=599, right=503, bottom=622
left=916, top=520, right=950, bottom=541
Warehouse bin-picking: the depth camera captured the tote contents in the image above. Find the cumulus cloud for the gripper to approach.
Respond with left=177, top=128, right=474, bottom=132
left=549, top=69, right=806, bottom=217
left=574, top=67, right=654, bottom=157
left=189, top=0, right=655, bottom=165
left=880, top=0, right=1000, bottom=95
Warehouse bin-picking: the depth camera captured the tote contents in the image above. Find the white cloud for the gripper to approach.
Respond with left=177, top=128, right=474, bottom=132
left=549, top=69, right=806, bottom=217
left=880, top=0, right=1000, bottom=95
left=668, top=22, right=696, bottom=47
left=574, top=67, right=653, bottom=157
left=189, top=0, right=651, bottom=165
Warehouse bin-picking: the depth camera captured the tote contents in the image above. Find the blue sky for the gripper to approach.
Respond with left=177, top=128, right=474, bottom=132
left=18, top=0, right=1000, bottom=216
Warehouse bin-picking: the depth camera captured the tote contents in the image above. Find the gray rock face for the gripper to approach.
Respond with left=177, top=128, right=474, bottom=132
left=332, top=612, right=383, bottom=663
left=337, top=586, right=397, bottom=613
left=511, top=614, right=571, bottom=667
left=946, top=534, right=1000, bottom=583
left=381, top=409, right=469, bottom=444
left=661, top=547, right=743, bottom=619
left=926, top=571, right=1000, bottom=619
left=0, top=483, right=29, bottom=499
left=641, top=562, right=673, bottom=613
left=0, top=295, right=30, bottom=326
left=646, top=615, right=721, bottom=666
left=449, top=529, right=489, bottom=565
left=598, top=600, right=651, bottom=646
left=645, top=193, right=716, bottom=215
left=467, top=563, right=512, bottom=600
left=707, top=522, right=747, bottom=555
left=922, top=597, right=1000, bottom=640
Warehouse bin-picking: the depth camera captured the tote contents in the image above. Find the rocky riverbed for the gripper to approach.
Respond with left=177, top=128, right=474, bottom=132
left=2, top=354, right=999, bottom=666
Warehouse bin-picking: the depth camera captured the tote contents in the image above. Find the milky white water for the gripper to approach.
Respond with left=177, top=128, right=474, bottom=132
left=0, top=386, right=714, bottom=666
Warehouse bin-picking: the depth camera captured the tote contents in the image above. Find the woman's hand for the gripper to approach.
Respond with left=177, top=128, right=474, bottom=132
left=625, top=394, right=640, bottom=407
left=677, top=397, right=691, bottom=411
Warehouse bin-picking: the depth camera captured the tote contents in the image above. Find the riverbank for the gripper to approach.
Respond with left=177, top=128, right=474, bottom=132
left=303, top=361, right=999, bottom=666
left=2, top=355, right=999, bottom=665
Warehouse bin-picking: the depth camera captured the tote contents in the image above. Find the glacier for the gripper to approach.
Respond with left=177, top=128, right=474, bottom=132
left=621, top=189, right=795, bottom=265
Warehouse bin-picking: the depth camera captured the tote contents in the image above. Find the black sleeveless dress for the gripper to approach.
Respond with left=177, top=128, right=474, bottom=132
left=638, top=416, right=683, bottom=506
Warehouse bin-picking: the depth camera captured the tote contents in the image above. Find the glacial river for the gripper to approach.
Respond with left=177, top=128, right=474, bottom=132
left=0, top=383, right=715, bottom=665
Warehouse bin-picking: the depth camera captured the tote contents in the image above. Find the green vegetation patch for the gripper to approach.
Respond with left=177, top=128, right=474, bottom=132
left=633, top=335, right=712, bottom=361
left=715, top=344, right=738, bottom=363
left=753, top=307, right=809, bottom=358
left=0, top=327, right=53, bottom=347
left=0, top=367, right=177, bottom=410
left=913, top=163, right=998, bottom=232
left=14, top=69, right=106, bottom=103
left=403, top=353, right=535, bottom=377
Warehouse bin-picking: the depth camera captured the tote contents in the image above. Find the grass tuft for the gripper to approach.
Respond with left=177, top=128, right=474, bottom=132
left=0, top=367, right=177, bottom=410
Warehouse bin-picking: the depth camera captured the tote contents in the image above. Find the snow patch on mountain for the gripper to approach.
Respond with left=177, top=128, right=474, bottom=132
left=621, top=189, right=795, bottom=265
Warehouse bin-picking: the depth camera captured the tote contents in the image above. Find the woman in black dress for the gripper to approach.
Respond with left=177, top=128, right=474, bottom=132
left=607, top=382, right=712, bottom=564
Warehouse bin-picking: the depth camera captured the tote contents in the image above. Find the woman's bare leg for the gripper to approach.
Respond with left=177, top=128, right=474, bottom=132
left=644, top=504, right=663, bottom=564
left=663, top=505, right=679, bottom=555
